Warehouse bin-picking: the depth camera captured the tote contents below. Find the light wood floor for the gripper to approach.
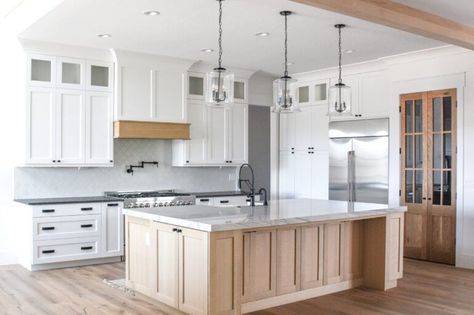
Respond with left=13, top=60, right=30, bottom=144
left=0, top=259, right=473, bottom=315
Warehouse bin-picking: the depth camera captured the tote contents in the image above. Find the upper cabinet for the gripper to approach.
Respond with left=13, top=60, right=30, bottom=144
left=294, top=80, right=329, bottom=107
left=234, top=78, right=248, bottom=103
left=113, top=50, right=194, bottom=123
left=25, top=52, right=113, bottom=167
left=187, top=72, right=205, bottom=100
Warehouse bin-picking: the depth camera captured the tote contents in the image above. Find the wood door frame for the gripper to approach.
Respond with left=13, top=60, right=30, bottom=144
left=400, top=89, right=457, bottom=265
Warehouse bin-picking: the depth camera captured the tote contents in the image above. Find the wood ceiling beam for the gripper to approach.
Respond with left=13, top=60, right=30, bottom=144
left=291, top=0, right=474, bottom=50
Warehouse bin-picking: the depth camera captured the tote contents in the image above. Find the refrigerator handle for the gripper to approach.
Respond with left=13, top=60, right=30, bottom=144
left=347, top=150, right=356, bottom=202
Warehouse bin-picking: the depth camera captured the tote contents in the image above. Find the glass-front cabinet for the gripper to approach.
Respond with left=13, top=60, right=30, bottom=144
left=86, top=61, right=112, bottom=92
left=234, top=79, right=247, bottom=103
left=57, top=57, right=85, bottom=89
left=188, top=72, right=205, bottom=100
left=400, top=89, right=456, bottom=265
left=28, top=54, right=56, bottom=87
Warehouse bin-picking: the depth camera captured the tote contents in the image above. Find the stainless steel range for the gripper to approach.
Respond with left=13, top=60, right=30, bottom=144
left=105, top=190, right=196, bottom=209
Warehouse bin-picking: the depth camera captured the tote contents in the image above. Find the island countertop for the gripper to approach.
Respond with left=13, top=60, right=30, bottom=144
left=123, top=198, right=406, bottom=232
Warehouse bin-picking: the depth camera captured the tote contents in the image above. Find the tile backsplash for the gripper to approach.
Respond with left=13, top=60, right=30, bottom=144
left=14, top=140, right=238, bottom=198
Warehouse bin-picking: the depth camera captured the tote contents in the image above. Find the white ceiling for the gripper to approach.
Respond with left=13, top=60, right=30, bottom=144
left=18, top=0, right=449, bottom=75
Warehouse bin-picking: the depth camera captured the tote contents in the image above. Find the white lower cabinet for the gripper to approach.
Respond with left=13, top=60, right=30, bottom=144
left=279, top=150, right=329, bottom=199
left=21, top=201, right=123, bottom=270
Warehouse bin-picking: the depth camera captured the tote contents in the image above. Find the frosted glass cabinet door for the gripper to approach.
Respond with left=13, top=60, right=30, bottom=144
left=85, top=92, right=113, bottom=165
left=57, top=57, right=85, bottom=89
left=26, top=87, right=56, bottom=164
left=86, top=61, right=112, bottom=91
left=188, top=73, right=205, bottom=100
left=28, top=54, right=56, bottom=87
left=56, top=89, right=86, bottom=164
left=234, top=79, right=247, bottom=103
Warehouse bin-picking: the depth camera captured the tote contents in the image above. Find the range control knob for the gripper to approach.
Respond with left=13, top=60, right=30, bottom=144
left=158, top=203, right=164, bottom=207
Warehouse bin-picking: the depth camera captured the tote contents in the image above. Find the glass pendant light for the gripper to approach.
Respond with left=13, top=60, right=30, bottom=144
left=328, top=24, right=352, bottom=116
left=206, top=0, right=234, bottom=107
left=272, top=11, right=299, bottom=113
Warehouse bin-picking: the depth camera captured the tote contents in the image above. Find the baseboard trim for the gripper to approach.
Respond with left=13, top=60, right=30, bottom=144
left=25, top=256, right=122, bottom=271
left=241, top=278, right=364, bottom=313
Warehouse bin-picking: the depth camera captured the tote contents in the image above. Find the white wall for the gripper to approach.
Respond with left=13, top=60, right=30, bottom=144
left=274, top=46, right=474, bottom=269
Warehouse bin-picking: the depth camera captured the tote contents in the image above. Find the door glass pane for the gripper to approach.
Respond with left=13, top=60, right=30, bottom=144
left=405, top=170, right=413, bottom=203
left=415, top=170, right=423, bottom=204
left=62, top=62, right=81, bottom=84
left=31, top=59, right=51, bottom=82
left=433, top=97, right=442, bottom=132
left=443, top=97, right=452, bottom=131
left=90, top=65, right=109, bottom=87
left=405, top=136, right=413, bottom=168
left=298, top=86, right=309, bottom=103
left=405, top=100, right=413, bottom=133
left=189, top=76, right=204, bottom=96
left=415, top=135, right=423, bottom=168
left=433, top=171, right=441, bottom=205
left=314, top=83, right=327, bottom=101
left=443, top=171, right=452, bottom=205
left=234, top=81, right=245, bottom=99
left=415, top=99, right=423, bottom=132
left=433, top=134, right=441, bottom=169
left=443, top=134, right=452, bottom=169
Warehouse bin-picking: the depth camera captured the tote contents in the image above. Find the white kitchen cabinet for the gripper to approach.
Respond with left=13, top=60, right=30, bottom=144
left=296, top=84, right=311, bottom=106
left=26, top=87, right=56, bottom=164
left=86, top=60, right=113, bottom=92
left=314, top=80, right=329, bottom=105
left=279, top=112, right=296, bottom=151
left=28, top=54, right=56, bottom=87
left=187, top=72, right=206, bottom=100
left=311, top=106, right=329, bottom=150
left=85, top=92, right=113, bottom=164
left=57, top=57, right=85, bottom=90
left=56, top=89, right=86, bottom=165
left=101, top=202, right=123, bottom=257
left=279, top=150, right=329, bottom=200
left=229, top=103, right=248, bottom=164
left=234, top=78, right=248, bottom=103
left=359, top=72, right=390, bottom=118
left=207, top=107, right=229, bottom=164
left=294, top=107, right=312, bottom=151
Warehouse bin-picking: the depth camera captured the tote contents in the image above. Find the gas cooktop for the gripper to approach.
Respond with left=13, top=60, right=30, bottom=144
left=105, top=190, right=196, bottom=209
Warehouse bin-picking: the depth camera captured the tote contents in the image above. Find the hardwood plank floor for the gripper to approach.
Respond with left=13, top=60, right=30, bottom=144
left=0, top=259, right=473, bottom=315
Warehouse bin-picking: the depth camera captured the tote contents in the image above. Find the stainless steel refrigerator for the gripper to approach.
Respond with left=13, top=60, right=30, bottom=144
left=329, top=118, right=389, bottom=204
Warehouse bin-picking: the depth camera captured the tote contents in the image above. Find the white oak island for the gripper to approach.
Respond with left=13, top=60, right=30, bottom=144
left=124, top=199, right=406, bottom=315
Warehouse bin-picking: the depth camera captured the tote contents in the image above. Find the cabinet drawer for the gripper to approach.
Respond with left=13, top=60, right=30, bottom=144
left=213, top=196, right=249, bottom=207
left=32, top=203, right=101, bottom=217
left=33, top=237, right=99, bottom=264
left=195, top=197, right=214, bottom=206
left=33, top=215, right=100, bottom=241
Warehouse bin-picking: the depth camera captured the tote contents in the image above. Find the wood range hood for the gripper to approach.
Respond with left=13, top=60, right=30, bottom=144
left=114, top=120, right=190, bottom=140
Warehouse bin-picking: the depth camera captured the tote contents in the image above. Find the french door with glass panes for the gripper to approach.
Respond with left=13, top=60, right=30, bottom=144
left=400, top=89, right=456, bottom=265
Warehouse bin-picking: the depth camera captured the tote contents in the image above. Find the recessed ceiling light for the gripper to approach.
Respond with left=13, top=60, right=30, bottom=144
left=255, top=32, right=270, bottom=37
left=97, top=34, right=112, bottom=38
left=143, top=10, right=160, bottom=16
left=201, top=48, right=214, bottom=53
left=344, top=49, right=354, bottom=54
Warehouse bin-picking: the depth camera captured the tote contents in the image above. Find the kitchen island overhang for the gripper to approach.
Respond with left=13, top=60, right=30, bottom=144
left=124, top=199, right=406, bottom=315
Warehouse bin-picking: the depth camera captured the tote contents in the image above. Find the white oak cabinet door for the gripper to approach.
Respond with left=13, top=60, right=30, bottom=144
left=207, top=107, right=228, bottom=164
left=229, top=103, right=248, bottom=164
left=57, top=57, right=85, bottom=90
left=85, top=92, right=113, bottom=165
left=153, top=222, right=179, bottom=308
left=186, top=102, right=208, bottom=165
left=178, top=228, right=209, bottom=315
left=55, top=89, right=86, bottom=164
left=26, top=87, right=56, bottom=164
left=101, top=202, right=123, bottom=257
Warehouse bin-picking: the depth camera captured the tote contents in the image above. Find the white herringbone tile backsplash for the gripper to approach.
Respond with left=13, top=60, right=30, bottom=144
left=14, top=140, right=238, bottom=198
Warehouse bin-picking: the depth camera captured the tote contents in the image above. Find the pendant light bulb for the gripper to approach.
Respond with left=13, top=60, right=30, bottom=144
left=206, top=0, right=234, bottom=107
left=272, top=11, right=299, bottom=114
left=328, top=24, right=352, bottom=116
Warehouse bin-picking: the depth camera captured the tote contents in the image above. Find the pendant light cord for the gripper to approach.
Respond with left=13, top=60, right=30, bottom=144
left=284, top=13, right=288, bottom=77
left=218, top=0, right=223, bottom=69
left=338, top=26, right=342, bottom=84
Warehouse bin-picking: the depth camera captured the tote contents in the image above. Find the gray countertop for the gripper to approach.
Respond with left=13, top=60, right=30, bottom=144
left=15, top=196, right=124, bottom=205
left=123, top=199, right=407, bottom=232
left=192, top=190, right=248, bottom=198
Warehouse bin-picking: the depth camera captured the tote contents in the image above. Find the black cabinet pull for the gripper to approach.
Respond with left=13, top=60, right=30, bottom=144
left=81, top=224, right=93, bottom=228
left=41, top=226, right=55, bottom=231
left=52, top=160, right=56, bottom=163
left=107, top=203, right=119, bottom=207
left=186, top=160, right=190, bottom=163
left=109, top=160, right=113, bottom=163
left=57, top=160, right=61, bottom=163
left=176, top=229, right=182, bottom=233
left=220, top=200, right=229, bottom=204
left=200, top=198, right=210, bottom=202
left=42, top=250, right=55, bottom=254
left=172, top=228, right=178, bottom=232
left=81, top=207, right=93, bottom=211
left=42, top=209, right=55, bottom=213
left=81, top=246, right=93, bottom=251
left=246, top=199, right=251, bottom=202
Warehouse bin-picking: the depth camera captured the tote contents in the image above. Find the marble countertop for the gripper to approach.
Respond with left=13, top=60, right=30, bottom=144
left=192, top=190, right=248, bottom=198
left=123, top=199, right=407, bottom=232
left=15, top=196, right=123, bottom=205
